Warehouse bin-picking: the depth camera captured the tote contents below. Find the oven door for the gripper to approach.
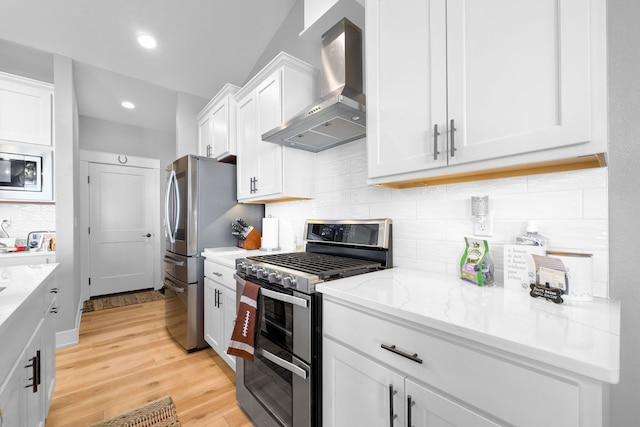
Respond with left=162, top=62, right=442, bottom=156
left=235, top=274, right=314, bottom=427
left=236, top=273, right=312, bottom=362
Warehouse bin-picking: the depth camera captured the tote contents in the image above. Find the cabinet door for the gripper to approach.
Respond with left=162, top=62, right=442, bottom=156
left=406, top=379, right=501, bottom=427
left=446, top=0, right=591, bottom=165
left=24, top=320, right=45, bottom=427
left=0, top=75, right=52, bottom=146
left=42, top=297, right=57, bottom=418
left=0, top=356, right=25, bottom=427
left=210, top=99, right=232, bottom=159
left=198, top=113, right=213, bottom=158
left=254, top=70, right=283, bottom=197
left=204, top=278, right=223, bottom=351
left=367, top=0, right=448, bottom=178
left=220, top=285, right=237, bottom=371
left=323, top=338, right=405, bottom=426
left=236, top=93, right=259, bottom=200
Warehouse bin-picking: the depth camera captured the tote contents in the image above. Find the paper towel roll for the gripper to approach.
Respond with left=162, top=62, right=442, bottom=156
left=261, top=217, right=279, bottom=250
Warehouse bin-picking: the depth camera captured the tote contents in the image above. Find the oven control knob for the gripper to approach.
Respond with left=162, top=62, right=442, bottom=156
left=268, top=272, right=282, bottom=283
left=282, top=275, right=297, bottom=288
left=257, top=268, right=268, bottom=279
left=245, top=264, right=254, bottom=274
left=250, top=265, right=258, bottom=274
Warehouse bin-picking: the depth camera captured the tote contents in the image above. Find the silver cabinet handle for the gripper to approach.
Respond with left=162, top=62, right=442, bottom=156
left=450, top=119, right=457, bottom=157
left=381, top=343, right=423, bottom=364
left=433, top=124, right=440, bottom=160
left=255, top=348, right=308, bottom=380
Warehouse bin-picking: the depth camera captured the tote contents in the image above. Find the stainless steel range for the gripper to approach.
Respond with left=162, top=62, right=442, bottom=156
left=234, top=219, right=393, bottom=427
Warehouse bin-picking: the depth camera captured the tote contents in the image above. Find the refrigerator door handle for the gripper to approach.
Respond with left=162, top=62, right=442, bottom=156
left=164, top=170, right=179, bottom=243
left=172, top=171, right=180, bottom=240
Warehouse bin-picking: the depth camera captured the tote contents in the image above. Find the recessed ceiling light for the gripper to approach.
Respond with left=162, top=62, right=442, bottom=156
left=121, top=101, right=135, bottom=109
left=137, top=34, right=157, bottom=49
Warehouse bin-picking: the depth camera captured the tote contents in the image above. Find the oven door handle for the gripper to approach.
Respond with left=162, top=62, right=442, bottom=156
left=235, top=274, right=309, bottom=308
left=260, top=288, right=308, bottom=308
left=255, top=348, right=308, bottom=380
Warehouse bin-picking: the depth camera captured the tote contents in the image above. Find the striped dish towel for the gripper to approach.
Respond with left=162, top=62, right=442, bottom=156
left=227, top=280, right=261, bottom=361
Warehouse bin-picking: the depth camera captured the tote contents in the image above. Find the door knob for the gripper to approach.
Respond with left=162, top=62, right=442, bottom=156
left=142, top=233, right=152, bottom=238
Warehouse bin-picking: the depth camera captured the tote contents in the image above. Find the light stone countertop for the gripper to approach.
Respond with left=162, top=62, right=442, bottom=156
left=0, top=250, right=56, bottom=259
left=316, top=267, right=620, bottom=384
left=202, top=247, right=288, bottom=269
left=0, top=263, right=59, bottom=331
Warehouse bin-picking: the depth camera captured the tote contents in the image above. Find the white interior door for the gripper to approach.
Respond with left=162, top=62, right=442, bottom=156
left=89, top=162, right=155, bottom=297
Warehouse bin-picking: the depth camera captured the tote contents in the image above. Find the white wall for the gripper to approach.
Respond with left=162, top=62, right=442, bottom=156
left=608, top=0, right=640, bottom=424
left=247, top=0, right=320, bottom=85
left=176, top=91, right=208, bottom=158
left=266, top=139, right=610, bottom=296
left=79, top=115, right=176, bottom=171
left=53, top=54, right=81, bottom=343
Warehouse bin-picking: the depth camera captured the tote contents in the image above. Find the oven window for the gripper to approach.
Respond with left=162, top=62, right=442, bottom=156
left=261, top=291, right=294, bottom=354
left=244, top=341, right=293, bottom=426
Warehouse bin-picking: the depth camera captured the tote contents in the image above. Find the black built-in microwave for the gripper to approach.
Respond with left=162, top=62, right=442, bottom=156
left=0, top=144, right=52, bottom=201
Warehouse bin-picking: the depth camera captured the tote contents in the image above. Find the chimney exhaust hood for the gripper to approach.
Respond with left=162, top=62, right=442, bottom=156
left=262, top=18, right=365, bottom=153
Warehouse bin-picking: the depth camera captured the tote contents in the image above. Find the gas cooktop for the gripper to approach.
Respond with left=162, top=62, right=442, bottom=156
left=246, top=252, right=382, bottom=279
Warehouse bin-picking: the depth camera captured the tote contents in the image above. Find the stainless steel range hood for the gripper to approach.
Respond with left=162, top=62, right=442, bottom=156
left=262, top=18, right=365, bottom=153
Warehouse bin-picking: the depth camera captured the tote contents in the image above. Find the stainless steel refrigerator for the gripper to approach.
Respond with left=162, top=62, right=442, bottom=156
left=163, top=155, right=264, bottom=351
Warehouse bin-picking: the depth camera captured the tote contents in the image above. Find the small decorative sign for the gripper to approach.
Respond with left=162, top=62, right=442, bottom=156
left=504, top=245, right=545, bottom=291
left=529, top=283, right=564, bottom=304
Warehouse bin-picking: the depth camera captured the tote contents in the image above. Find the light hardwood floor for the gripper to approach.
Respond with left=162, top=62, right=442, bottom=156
left=46, top=299, right=252, bottom=426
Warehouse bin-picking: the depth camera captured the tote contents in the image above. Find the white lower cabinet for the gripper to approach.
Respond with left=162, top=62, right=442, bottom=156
left=0, top=272, right=57, bottom=427
left=323, top=297, right=606, bottom=427
left=323, top=338, right=498, bottom=426
left=204, top=260, right=237, bottom=371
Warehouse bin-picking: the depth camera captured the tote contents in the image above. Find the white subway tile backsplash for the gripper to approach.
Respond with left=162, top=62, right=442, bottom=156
left=417, top=198, right=468, bottom=219
left=370, top=200, right=417, bottom=220
left=583, top=188, right=608, bottom=219
left=350, top=185, right=391, bottom=205
left=445, top=176, right=528, bottom=197
left=394, top=219, right=447, bottom=241
left=491, top=191, right=583, bottom=219
left=393, top=239, right=417, bottom=260
left=542, top=219, right=608, bottom=251
left=265, top=141, right=610, bottom=296
left=392, top=187, right=446, bottom=203
left=527, top=168, right=607, bottom=192
left=0, top=203, right=56, bottom=241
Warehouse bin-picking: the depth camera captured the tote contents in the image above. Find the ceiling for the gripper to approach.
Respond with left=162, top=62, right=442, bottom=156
left=0, top=0, right=299, bottom=132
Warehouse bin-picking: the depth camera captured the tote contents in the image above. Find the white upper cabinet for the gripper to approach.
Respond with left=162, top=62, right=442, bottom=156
left=197, top=83, right=240, bottom=161
left=235, top=53, right=317, bottom=203
left=367, top=0, right=607, bottom=185
left=0, top=72, right=53, bottom=146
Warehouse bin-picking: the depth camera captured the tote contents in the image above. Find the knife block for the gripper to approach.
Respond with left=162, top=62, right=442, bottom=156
left=239, top=228, right=261, bottom=250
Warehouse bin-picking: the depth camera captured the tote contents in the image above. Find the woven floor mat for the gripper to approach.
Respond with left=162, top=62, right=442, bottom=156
left=89, top=395, right=181, bottom=427
left=82, top=289, right=164, bottom=313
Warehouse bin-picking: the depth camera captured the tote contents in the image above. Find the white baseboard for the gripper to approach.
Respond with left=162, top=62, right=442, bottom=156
left=55, top=300, right=83, bottom=349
